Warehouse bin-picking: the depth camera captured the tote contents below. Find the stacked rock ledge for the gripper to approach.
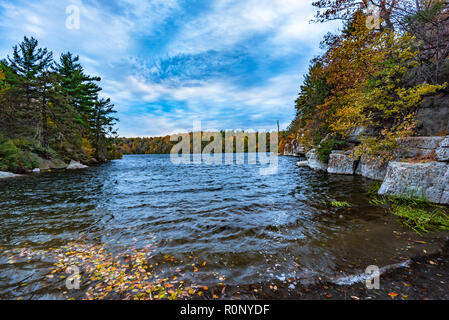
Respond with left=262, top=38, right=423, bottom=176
left=327, top=150, right=359, bottom=175
left=306, top=149, right=328, bottom=172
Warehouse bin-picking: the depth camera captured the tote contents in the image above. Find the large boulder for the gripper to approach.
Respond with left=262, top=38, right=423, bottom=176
left=327, top=151, right=358, bottom=175
left=38, top=158, right=68, bottom=171
left=306, top=149, right=328, bottom=172
left=396, top=136, right=444, bottom=159
left=356, top=157, right=388, bottom=181
left=0, top=171, right=22, bottom=179
left=67, top=160, right=88, bottom=170
left=436, top=136, right=449, bottom=162
left=379, top=161, right=449, bottom=204
left=297, top=161, right=308, bottom=167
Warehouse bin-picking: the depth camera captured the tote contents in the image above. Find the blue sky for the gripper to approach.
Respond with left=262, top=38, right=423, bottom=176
left=0, top=0, right=340, bottom=137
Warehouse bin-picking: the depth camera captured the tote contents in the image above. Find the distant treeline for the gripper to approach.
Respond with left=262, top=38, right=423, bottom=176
left=0, top=36, right=121, bottom=172
left=115, top=132, right=277, bottom=154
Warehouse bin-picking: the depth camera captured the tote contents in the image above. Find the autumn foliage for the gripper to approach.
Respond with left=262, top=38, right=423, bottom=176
left=288, top=7, right=447, bottom=162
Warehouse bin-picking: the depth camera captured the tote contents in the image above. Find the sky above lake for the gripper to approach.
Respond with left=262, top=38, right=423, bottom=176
left=0, top=0, right=340, bottom=137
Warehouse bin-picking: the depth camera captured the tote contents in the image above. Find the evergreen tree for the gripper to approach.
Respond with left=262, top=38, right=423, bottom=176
left=90, top=98, right=118, bottom=160
left=6, top=37, right=53, bottom=144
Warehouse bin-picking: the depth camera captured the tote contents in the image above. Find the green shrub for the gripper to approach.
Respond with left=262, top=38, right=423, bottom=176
left=0, top=135, right=39, bottom=172
left=317, top=138, right=345, bottom=163
left=12, top=137, right=57, bottom=159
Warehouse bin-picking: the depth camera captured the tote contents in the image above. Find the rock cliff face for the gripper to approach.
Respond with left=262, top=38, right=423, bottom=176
left=415, top=94, right=449, bottom=136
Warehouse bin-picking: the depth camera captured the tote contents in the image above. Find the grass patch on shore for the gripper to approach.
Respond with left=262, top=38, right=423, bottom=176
left=369, top=192, right=449, bottom=234
left=367, top=182, right=382, bottom=197
left=391, top=205, right=449, bottom=234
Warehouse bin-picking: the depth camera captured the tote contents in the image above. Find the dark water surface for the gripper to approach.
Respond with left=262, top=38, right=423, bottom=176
left=0, top=154, right=445, bottom=299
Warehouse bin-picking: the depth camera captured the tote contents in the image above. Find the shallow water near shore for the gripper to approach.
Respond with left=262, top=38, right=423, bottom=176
left=0, top=154, right=446, bottom=299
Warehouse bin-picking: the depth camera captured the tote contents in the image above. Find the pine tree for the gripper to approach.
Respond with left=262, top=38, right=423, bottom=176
left=90, top=98, right=118, bottom=160
left=7, top=37, right=53, bottom=144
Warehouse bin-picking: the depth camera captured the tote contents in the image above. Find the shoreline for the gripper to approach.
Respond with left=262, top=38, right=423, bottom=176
left=192, top=238, right=449, bottom=300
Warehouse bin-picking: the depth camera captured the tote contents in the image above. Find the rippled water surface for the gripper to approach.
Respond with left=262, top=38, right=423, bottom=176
left=0, top=155, right=443, bottom=299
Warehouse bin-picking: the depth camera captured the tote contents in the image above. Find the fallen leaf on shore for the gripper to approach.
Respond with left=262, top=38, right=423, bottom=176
left=350, top=296, right=360, bottom=300
left=388, top=292, right=399, bottom=298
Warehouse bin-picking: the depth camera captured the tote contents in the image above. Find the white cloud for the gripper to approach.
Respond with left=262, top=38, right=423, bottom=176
left=0, top=0, right=341, bottom=137
left=167, top=0, right=339, bottom=56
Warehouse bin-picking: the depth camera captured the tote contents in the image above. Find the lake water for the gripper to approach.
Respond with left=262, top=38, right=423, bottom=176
left=0, top=154, right=442, bottom=299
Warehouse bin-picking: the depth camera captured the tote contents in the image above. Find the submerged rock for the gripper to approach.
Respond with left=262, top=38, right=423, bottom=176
left=327, top=151, right=358, bottom=175
left=0, top=171, right=22, bottom=179
left=306, top=149, right=328, bottom=172
left=436, top=136, right=449, bottom=162
left=379, top=161, right=449, bottom=204
left=67, top=160, right=88, bottom=170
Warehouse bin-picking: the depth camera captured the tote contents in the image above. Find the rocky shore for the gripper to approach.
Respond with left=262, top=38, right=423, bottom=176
left=285, top=135, right=449, bottom=205
left=0, top=158, right=92, bottom=179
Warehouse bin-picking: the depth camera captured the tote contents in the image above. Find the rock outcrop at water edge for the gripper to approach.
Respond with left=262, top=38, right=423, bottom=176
left=327, top=151, right=359, bottom=175
left=379, top=162, right=449, bottom=205
left=0, top=171, right=22, bottom=179
left=355, top=157, right=388, bottom=181
left=67, top=160, right=88, bottom=170
left=306, top=149, right=328, bottom=172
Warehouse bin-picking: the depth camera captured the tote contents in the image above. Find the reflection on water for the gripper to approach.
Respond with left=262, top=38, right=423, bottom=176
left=0, top=154, right=443, bottom=299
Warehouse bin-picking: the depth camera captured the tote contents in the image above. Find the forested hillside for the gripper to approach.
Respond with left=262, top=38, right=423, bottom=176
left=280, top=0, right=448, bottom=162
left=115, top=132, right=275, bottom=154
left=0, top=37, right=121, bottom=172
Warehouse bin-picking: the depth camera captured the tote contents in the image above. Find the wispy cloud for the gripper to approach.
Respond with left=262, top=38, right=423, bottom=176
left=0, top=0, right=341, bottom=137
